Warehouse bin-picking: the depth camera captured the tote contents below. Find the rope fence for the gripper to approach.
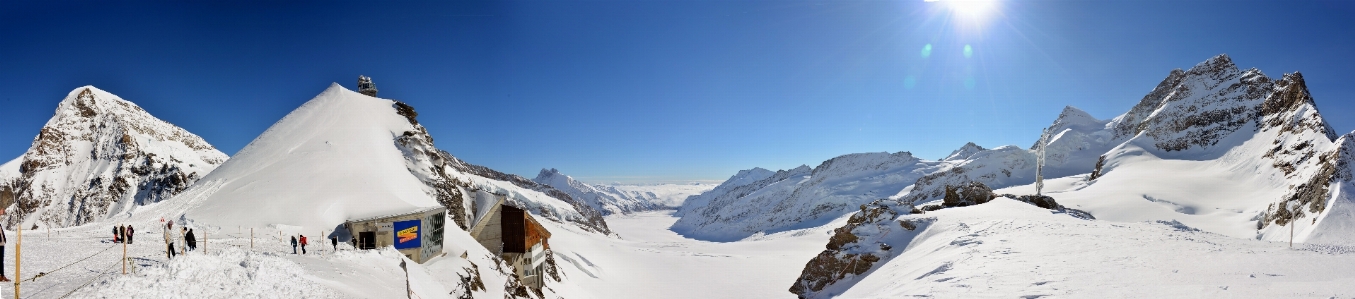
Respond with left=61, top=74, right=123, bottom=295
left=8, top=227, right=290, bottom=299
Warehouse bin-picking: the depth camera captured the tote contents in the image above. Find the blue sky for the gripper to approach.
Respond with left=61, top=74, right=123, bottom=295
left=2, top=1, right=1353, bottom=184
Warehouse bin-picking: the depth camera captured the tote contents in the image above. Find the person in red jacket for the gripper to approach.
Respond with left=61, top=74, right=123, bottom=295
left=299, top=235, right=308, bottom=254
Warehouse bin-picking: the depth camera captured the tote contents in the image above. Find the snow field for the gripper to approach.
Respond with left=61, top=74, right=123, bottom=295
left=838, top=198, right=1355, bottom=298
left=543, top=211, right=850, bottom=299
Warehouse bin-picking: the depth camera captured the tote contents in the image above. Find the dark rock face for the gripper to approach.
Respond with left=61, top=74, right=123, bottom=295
left=387, top=101, right=612, bottom=235
left=1089, top=155, right=1106, bottom=180
left=942, top=181, right=994, bottom=207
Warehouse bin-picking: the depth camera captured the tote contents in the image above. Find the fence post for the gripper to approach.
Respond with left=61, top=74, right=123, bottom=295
left=122, top=239, right=127, bottom=275
left=14, top=226, right=21, bottom=299
left=250, top=228, right=254, bottom=250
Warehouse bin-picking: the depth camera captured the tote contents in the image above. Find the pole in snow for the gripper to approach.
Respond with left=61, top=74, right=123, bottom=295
left=14, top=226, right=21, bottom=299
left=1036, top=127, right=1051, bottom=196
left=251, top=228, right=254, bottom=250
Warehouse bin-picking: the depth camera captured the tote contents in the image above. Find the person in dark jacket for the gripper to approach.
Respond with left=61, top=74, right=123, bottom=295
left=291, top=236, right=298, bottom=254
left=0, top=211, right=9, bottom=282
left=185, top=229, right=197, bottom=251
left=113, top=226, right=121, bottom=243
left=300, top=235, right=308, bottom=254
left=127, top=225, right=135, bottom=244
left=331, top=236, right=337, bottom=252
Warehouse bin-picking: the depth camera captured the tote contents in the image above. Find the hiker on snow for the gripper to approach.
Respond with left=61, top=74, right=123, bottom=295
left=186, top=228, right=197, bottom=251
left=300, top=234, right=308, bottom=254
left=331, top=236, right=337, bottom=252
left=113, top=225, right=121, bottom=243
left=165, top=222, right=176, bottom=258
left=126, top=225, right=135, bottom=244
left=0, top=210, right=9, bottom=282
left=291, top=235, right=298, bottom=254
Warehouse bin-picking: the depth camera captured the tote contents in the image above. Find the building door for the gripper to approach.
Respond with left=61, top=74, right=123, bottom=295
left=359, top=231, right=376, bottom=249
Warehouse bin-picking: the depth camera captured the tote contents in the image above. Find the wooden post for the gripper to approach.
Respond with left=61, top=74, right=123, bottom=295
left=1290, top=221, right=1294, bottom=249
left=15, top=226, right=21, bottom=299
left=250, top=228, right=254, bottom=250
left=122, top=239, right=127, bottom=275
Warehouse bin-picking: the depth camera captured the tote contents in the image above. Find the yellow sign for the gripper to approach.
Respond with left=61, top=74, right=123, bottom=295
left=398, top=226, right=418, bottom=243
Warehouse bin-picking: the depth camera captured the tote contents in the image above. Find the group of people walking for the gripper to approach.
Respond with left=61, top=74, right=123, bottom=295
left=290, top=235, right=340, bottom=254
left=161, top=220, right=198, bottom=259
left=112, top=224, right=135, bottom=244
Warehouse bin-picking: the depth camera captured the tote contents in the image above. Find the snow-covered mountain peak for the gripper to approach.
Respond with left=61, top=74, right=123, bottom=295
left=944, top=142, right=986, bottom=161
left=1185, top=53, right=1240, bottom=80
left=1053, top=106, right=1105, bottom=130
left=1, top=86, right=227, bottom=227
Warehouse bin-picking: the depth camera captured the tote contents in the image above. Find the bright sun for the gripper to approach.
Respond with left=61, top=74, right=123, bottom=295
left=927, top=0, right=998, bottom=21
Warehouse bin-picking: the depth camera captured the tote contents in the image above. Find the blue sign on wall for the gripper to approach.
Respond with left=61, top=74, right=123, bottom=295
left=393, top=219, right=421, bottom=249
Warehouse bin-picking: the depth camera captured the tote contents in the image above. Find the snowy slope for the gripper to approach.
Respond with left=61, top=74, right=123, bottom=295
left=0, top=86, right=227, bottom=228
left=533, top=168, right=716, bottom=215
left=798, top=198, right=1355, bottom=298
left=671, top=152, right=949, bottom=242
left=790, top=54, right=1355, bottom=297
left=165, top=83, right=605, bottom=237
left=534, top=168, right=663, bottom=215
left=673, top=167, right=775, bottom=217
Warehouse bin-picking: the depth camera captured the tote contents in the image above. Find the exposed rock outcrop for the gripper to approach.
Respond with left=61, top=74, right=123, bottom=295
left=789, top=199, right=928, bottom=298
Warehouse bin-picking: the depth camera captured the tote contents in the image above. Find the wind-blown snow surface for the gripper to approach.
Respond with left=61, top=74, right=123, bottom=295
left=533, top=168, right=715, bottom=214
left=826, top=199, right=1355, bottom=298
left=0, top=86, right=226, bottom=228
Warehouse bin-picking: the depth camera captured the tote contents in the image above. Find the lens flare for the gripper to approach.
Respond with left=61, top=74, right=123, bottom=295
left=921, top=44, right=933, bottom=58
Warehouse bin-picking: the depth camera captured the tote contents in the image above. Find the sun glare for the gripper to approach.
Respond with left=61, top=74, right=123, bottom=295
left=927, top=0, right=998, bottom=22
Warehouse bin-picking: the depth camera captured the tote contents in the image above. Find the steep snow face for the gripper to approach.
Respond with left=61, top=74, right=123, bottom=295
left=672, top=167, right=774, bottom=217
left=533, top=168, right=663, bottom=215
left=0, top=86, right=226, bottom=228
left=672, top=152, right=944, bottom=241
